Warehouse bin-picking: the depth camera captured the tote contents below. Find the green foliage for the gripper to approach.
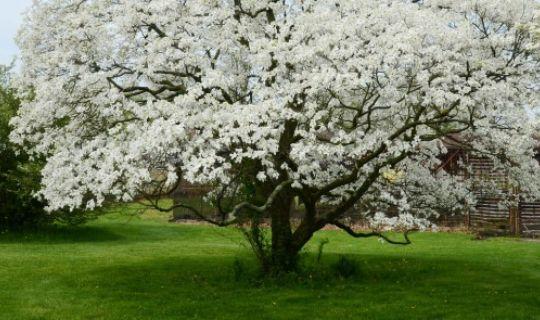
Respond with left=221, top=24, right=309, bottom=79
left=0, top=66, right=47, bottom=231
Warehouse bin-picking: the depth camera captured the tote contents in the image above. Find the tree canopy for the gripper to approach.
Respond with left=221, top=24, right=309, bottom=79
left=11, top=0, right=540, bottom=270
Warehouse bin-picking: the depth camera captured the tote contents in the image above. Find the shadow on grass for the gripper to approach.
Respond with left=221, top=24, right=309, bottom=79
left=0, top=225, right=124, bottom=244
left=84, top=250, right=537, bottom=288
left=61, top=252, right=539, bottom=319
left=0, top=221, right=241, bottom=245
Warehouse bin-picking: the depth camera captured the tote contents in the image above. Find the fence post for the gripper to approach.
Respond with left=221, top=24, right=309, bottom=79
left=515, top=205, right=521, bottom=236
left=465, top=209, right=470, bottom=231
left=509, top=203, right=520, bottom=236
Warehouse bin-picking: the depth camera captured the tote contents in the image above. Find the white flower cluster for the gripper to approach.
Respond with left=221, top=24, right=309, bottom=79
left=10, top=0, right=540, bottom=230
left=368, top=212, right=432, bottom=232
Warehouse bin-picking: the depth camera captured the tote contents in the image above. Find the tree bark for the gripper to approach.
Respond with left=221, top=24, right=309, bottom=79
left=266, top=118, right=300, bottom=272
left=268, top=191, right=297, bottom=272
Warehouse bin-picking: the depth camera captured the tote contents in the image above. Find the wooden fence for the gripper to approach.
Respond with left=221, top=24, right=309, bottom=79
left=169, top=154, right=540, bottom=237
left=436, top=154, right=540, bottom=237
left=519, top=201, right=540, bottom=237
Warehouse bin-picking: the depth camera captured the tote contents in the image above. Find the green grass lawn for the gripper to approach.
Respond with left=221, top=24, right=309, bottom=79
left=0, top=210, right=539, bottom=320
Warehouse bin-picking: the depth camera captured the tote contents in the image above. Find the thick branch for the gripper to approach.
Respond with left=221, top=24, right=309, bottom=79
left=332, top=221, right=412, bottom=245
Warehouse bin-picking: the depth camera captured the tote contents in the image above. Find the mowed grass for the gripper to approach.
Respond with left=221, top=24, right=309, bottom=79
left=0, top=210, right=539, bottom=320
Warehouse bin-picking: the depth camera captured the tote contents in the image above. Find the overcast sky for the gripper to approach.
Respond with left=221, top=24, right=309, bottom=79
left=0, top=0, right=33, bottom=66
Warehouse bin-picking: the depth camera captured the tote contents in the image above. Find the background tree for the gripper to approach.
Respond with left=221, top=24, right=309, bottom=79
left=12, top=0, right=540, bottom=272
left=0, top=64, right=48, bottom=230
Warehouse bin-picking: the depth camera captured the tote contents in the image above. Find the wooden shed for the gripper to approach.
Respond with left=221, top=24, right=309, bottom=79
left=439, top=136, right=540, bottom=237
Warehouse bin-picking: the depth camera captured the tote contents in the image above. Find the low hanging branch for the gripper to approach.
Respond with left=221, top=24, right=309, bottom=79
left=139, top=179, right=294, bottom=227
left=331, top=221, right=412, bottom=245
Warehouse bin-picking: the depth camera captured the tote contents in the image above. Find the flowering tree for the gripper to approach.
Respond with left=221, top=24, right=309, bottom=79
left=12, top=0, right=540, bottom=272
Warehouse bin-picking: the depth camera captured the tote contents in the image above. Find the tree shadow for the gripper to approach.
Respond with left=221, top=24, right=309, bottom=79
left=0, top=221, right=239, bottom=245
left=85, top=250, right=538, bottom=289
left=62, top=252, right=538, bottom=319
left=0, top=225, right=124, bottom=244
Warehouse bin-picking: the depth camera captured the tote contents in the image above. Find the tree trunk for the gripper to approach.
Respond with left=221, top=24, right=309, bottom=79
left=268, top=192, right=298, bottom=273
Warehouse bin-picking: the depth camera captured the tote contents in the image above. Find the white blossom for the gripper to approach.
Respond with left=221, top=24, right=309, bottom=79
left=10, top=0, right=540, bottom=232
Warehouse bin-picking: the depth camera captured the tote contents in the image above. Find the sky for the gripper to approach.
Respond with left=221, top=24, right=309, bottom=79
left=0, top=0, right=33, bottom=66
